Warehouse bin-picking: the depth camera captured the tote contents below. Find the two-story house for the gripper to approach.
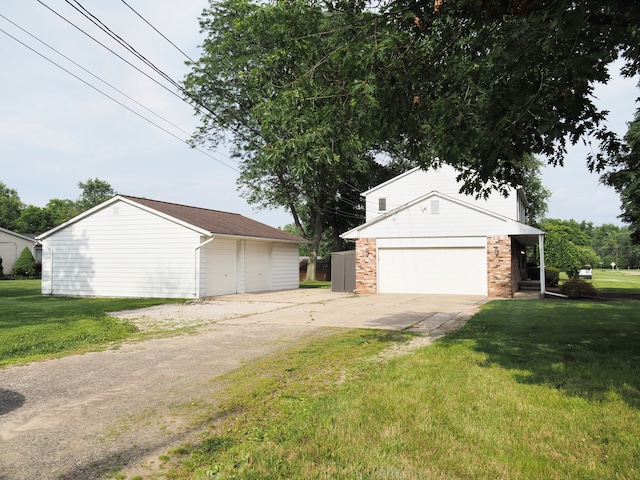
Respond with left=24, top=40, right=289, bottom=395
left=341, top=165, right=545, bottom=297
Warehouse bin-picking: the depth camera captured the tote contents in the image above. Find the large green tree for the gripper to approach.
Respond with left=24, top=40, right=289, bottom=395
left=0, top=182, right=24, bottom=231
left=602, top=109, right=640, bottom=243
left=76, top=178, right=117, bottom=211
left=184, top=0, right=401, bottom=279
left=363, top=0, right=640, bottom=196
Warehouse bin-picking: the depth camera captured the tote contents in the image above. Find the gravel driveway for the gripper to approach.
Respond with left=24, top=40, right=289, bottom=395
left=0, top=291, right=486, bottom=479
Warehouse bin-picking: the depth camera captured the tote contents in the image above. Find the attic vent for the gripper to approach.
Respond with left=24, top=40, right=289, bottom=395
left=431, top=200, right=439, bottom=214
left=378, top=198, right=387, bottom=211
left=113, top=206, right=119, bottom=215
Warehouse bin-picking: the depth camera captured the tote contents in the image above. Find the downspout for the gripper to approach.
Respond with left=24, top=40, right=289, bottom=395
left=194, top=236, right=215, bottom=298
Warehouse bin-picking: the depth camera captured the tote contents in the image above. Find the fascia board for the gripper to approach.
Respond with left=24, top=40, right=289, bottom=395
left=0, top=226, right=37, bottom=243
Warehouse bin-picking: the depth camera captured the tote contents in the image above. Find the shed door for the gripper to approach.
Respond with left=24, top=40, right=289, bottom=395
left=378, top=247, right=487, bottom=295
left=244, top=241, right=270, bottom=292
left=206, top=238, right=238, bottom=296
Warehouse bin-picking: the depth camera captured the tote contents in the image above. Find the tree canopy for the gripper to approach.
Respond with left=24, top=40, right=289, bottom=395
left=184, top=0, right=409, bottom=278
left=0, top=179, right=116, bottom=235
left=602, top=108, right=640, bottom=243
left=362, top=0, right=639, bottom=196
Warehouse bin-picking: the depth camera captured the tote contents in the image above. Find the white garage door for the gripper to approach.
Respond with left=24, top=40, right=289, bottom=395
left=378, top=247, right=487, bottom=295
left=245, top=241, right=270, bottom=292
left=206, top=239, right=238, bottom=296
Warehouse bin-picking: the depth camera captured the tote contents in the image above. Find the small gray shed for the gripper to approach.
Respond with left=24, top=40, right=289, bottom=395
left=331, top=250, right=355, bottom=292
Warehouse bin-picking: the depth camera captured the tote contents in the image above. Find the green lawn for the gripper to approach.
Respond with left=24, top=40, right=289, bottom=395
left=3, top=280, right=640, bottom=479
left=0, top=280, right=183, bottom=366
left=160, top=298, right=640, bottom=480
left=588, top=268, right=640, bottom=293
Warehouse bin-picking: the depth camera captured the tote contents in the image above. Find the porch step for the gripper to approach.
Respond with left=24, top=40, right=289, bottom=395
left=519, top=280, right=541, bottom=291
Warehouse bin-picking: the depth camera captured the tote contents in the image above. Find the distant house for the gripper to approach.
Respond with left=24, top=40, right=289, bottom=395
left=341, top=165, right=545, bottom=297
left=0, top=227, right=38, bottom=277
left=37, top=195, right=305, bottom=298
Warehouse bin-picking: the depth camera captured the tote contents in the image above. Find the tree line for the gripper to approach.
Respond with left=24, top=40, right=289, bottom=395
left=0, top=178, right=116, bottom=235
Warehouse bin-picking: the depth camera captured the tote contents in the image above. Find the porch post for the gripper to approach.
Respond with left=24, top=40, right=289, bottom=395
left=539, top=233, right=546, bottom=296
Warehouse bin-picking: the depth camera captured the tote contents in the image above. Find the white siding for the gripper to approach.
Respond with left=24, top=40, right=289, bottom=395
left=41, top=201, right=199, bottom=298
left=0, top=230, right=36, bottom=276
left=205, top=238, right=238, bottom=296
left=271, top=243, right=300, bottom=290
left=364, top=166, right=519, bottom=222
left=359, top=195, right=509, bottom=239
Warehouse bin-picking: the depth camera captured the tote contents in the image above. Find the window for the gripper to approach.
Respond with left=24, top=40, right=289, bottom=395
left=378, top=198, right=387, bottom=211
left=431, top=200, right=439, bottom=214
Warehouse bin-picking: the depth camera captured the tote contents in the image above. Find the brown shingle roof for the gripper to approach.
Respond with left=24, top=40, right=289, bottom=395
left=120, top=195, right=305, bottom=243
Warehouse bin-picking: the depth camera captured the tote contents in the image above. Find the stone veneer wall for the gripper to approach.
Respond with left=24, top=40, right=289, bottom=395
left=487, top=235, right=513, bottom=297
left=355, top=238, right=377, bottom=294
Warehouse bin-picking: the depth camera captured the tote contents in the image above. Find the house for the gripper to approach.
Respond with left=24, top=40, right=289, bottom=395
left=37, top=195, right=305, bottom=298
left=0, top=227, right=38, bottom=277
left=341, top=165, right=545, bottom=297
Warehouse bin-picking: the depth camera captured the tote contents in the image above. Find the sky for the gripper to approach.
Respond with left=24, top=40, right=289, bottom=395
left=1, top=1, right=638, bottom=231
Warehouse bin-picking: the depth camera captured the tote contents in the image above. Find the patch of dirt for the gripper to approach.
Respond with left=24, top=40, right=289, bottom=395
left=110, top=299, right=293, bottom=332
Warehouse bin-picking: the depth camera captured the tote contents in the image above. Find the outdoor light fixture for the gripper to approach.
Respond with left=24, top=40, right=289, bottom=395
left=494, top=246, right=499, bottom=257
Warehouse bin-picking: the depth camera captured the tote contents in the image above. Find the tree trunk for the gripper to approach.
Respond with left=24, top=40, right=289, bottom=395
left=305, top=214, right=324, bottom=281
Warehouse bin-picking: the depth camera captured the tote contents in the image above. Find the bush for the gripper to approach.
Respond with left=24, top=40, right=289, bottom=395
left=12, top=247, right=38, bottom=279
left=559, top=279, right=598, bottom=299
left=545, top=267, right=560, bottom=287
left=0, top=255, right=3, bottom=279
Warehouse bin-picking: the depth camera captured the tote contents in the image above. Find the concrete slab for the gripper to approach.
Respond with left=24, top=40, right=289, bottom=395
left=213, top=290, right=488, bottom=333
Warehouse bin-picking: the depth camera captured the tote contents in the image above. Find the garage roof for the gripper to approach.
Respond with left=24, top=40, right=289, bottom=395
left=120, top=195, right=304, bottom=242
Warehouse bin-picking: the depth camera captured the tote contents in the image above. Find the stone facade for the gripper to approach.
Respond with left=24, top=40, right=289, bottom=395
left=355, top=238, right=377, bottom=294
left=487, top=235, right=513, bottom=297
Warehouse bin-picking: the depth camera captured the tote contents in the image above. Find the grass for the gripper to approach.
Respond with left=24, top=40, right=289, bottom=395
left=299, top=280, right=331, bottom=289
left=157, top=299, right=640, bottom=480
left=0, top=280, right=183, bottom=366
left=4, top=278, right=640, bottom=478
left=588, top=268, right=640, bottom=293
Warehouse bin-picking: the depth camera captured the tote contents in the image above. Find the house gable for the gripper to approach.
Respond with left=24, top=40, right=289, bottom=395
left=363, top=165, right=524, bottom=223
left=344, top=191, right=538, bottom=240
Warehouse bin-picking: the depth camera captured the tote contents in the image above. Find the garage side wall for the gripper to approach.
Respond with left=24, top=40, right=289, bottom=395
left=41, top=201, right=199, bottom=298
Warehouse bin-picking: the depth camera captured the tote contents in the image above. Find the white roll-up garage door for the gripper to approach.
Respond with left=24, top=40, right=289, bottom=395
left=206, top=238, right=238, bottom=296
left=245, top=241, right=270, bottom=292
left=378, top=247, right=487, bottom=295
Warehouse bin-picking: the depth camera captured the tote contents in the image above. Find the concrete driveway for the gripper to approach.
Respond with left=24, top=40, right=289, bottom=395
left=0, top=290, right=488, bottom=479
left=213, top=289, right=488, bottom=334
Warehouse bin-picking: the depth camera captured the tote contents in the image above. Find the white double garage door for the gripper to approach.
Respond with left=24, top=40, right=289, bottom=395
left=377, top=238, right=488, bottom=295
left=205, top=239, right=271, bottom=296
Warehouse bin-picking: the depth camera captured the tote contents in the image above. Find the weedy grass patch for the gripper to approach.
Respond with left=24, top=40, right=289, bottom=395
left=0, top=280, right=183, bottom=366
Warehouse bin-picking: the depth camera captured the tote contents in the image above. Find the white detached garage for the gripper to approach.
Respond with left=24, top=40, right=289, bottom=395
left=38, top=195, right=305, bottom=298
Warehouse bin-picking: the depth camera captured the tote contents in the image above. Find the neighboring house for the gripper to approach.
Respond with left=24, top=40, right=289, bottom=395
left=37, top=195, right=305, bottom=298
left=0, top=227, right=38, bottom=277
left=341, top=165, right=545, bottom=297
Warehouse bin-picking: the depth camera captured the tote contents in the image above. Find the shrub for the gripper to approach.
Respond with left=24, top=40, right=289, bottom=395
left=559, top=279, right=598, bottom=299
left=545, top=267, right=560, bottom=287
left=12, top=247, right=38, bottom=279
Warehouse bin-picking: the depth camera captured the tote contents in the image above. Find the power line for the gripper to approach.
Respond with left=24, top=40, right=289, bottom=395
left=119, top=0, right=195, bottom=63
left=0, top=13, right=197, bottom=143
left=0, top=25, right=239, bottom=173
